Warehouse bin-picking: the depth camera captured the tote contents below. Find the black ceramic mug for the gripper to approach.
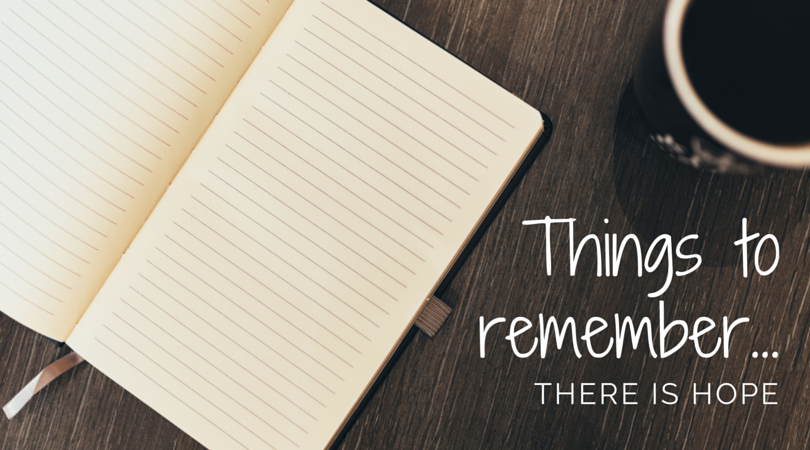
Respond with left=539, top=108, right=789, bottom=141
left=634, top=0, right=810, bottom=172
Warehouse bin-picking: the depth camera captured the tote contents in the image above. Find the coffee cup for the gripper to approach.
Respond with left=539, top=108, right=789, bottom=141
left=634, top=0, right=810, bottom=172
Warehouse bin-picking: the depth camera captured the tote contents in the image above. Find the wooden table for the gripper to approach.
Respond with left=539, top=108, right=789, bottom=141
left=2, top=0, right=807, bottom=448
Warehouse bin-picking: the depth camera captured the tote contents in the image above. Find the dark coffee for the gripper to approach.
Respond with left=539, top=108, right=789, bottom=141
left=682, top=0, right=810, bottom=145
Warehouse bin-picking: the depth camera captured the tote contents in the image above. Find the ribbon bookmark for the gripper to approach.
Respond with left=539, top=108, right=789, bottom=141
left=3, top=351, right=85, bottom=419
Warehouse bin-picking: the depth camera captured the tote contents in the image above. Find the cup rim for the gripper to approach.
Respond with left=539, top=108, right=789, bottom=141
left=663, top=0, right=810, bottom=167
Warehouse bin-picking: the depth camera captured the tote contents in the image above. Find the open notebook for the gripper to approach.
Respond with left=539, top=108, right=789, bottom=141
left=0, top=0, right=544, bottom=448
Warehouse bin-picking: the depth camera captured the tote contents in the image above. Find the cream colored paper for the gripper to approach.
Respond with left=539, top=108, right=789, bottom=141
left=0, top=0, right=293, bottom=340
left=67, top=0, right=542, bottom=449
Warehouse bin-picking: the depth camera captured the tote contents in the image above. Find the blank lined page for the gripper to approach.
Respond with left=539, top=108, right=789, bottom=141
left=67, top=0, right=542, bottom=449
left=0, top=0, right=293, bottom=340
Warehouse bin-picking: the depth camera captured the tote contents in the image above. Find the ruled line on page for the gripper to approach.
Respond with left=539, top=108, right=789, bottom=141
left=188, top=195, right=392, bottom=313
left=274, top=67, right=463, bottom=208
left=156, top=238, right=364, bottom=354
left=0, top=156, right=116, bottom=226
left=104, top=324, right=312, bottom=448
left=259, top=89, right=450, bottom=228
left=0, top=0, right=290, bottom=339
left=209, top=0, right=254, bottom=29
left=263, top=81, right=458, bottom=214
left=0, top=135, right=124, bottom=211
left=249, top=101, right=441, bottom=242
left=138, top=264, right=353, bottom=369
left=0, top=199, right=92, bottom=264
left=0, top=111, right=135, bottom=199
left=0, top=166, right=109, bottom=239
left=232, top=131, right=424, bottom=269
left=156, top=0, right=235, bottom=56
left=183, top=207, right=371, bottom=370
left=0, top=221, right=82, bottom=278
left=128, top=271, right=337, bottom=416
left=239, top=0, right=261, bottom=16
left=0, top=260, right=64, bottom=303
left=0, top=181, right=100, bottom=251
left=75, top=0, right=211, bottom=93
left=0, top=242, right=73, bottom=290
left=282, top=56, right=473, bottom=195
left=0, top=218, right=85, bottom=310
left=110, top=310, right=302, bottom=447
left=7, top=9, right=190, bottom=121
left=0, top=281, right=54, bottom=316
left=0, top=78, right=149, bottom=184
left=173, top=221, right=378, bottom=336
left=207, top=163, right=407, bottom=291
left=100, top=0, right=217, bottom=83
left=0, top=22, right=183, bottom=132
left=0, top=40, right=174, bottom=147
left=311, top=14, right=500, bottom=155
left=127, top=0, right=225, bottom=69
left=121, top=293, right=335, bottom=401
left=25, top=1, right=200, bottom=108
left=94, top=337, right=254, bottom=450
left=56, top=0, right=541, bottom=448
left=293, top=41, right=481, bottom=182
left=153, top=244, right=343, bottom=392
left=182, top=0, right=244, bottom=42
left=321, top=0, right=516, bottom=132
left=63, top=0, right=208, bottom=100
left=183, top=207, right=388, bottom=320
left=0, top=138, right=124, bottom=211
left=0, top=161, right=110, bottom=237
left=239, top=116, right=433, bottom=255
left=119, top=293, right=314, bottom=431
left=152, top=242, right=364, bottom=359
left=304, top=26, right=492, bottom=165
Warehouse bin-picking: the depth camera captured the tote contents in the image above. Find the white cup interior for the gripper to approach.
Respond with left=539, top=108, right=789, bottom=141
left=663, top=0, right=810, bottom=168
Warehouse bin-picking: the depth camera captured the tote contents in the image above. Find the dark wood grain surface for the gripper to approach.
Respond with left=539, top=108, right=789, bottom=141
left=2, top=0, right=807, bottom=449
